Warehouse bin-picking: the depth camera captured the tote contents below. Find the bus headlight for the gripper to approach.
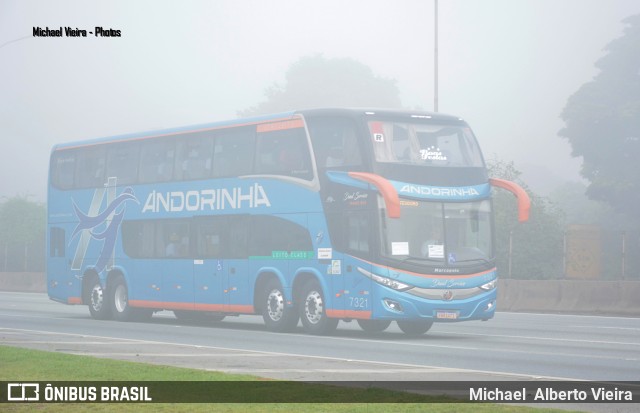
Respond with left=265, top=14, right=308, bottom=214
left=358, top=267, right=414, bottom=292
left=480, top=279, right=497, bottom=291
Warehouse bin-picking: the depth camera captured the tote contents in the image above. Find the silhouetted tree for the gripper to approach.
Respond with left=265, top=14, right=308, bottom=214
left=240, top=55, right=402, bottom=117
left=560, top=14, right=640, bottom=223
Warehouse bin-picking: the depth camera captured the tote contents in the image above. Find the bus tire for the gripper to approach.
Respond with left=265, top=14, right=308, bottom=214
left=86, top=275, right=111, bottom=320
left=397, top=319, right=433, bottom=336
left=261, top=279, right=299, bottom=332
left=357, top=319, right=391, bottom=333
left=299, top=279, right=338, bottom=335
left=110, top=275, right=139, bottom=322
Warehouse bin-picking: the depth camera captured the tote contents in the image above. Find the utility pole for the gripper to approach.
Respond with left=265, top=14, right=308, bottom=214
left=434, top=0, right=439, bottom=112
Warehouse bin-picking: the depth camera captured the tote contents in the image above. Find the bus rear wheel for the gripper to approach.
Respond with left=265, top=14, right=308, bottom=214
left=357, top=319, right=391, bottom=333
left=261, top=279, right=299, bottom=332
left=110, top=275, right=152, bottom=322
left=299, top=279, right=338, bottom=335
left=397, top=319, right=433, bottom=336
left=86, top=276, right=110, bottom=320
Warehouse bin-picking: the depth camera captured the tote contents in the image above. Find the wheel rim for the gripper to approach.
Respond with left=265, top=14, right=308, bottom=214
left=267, top=289, right=284, bottom=322
left=304, top=291, right=324, bottom=325
left=90, top=284, right=104, bottom=312
left=114, top=284, right=128, bottom=313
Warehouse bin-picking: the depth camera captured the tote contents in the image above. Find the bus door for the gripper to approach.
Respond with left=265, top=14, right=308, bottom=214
left=48, top=226, right=74, bottom=302
left=193, top=215, right=250, bottom=312
left=221, top=216, right=250, bottom=312
left=159, top=220, right=195, bottom=308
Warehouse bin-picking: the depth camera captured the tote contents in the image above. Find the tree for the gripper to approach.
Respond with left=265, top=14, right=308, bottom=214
left=240, top=55, right=402, bottom=117
left=560, top=14, right=640, bottom=222
left=487, top=156, right=565, bottom=279
left=0, top=196, right=46, bottom=272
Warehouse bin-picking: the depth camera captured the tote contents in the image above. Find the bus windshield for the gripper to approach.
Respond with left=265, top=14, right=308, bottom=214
left=379, top=199, right=493, bottom=265
left=368, top=120, right=484, bottom=167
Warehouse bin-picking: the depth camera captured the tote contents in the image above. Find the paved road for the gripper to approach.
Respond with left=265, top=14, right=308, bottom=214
left=1, top=291, right=639, bottom=384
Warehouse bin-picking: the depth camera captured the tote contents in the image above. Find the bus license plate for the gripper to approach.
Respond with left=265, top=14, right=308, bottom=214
left=436, top=310, right=459, bottom=320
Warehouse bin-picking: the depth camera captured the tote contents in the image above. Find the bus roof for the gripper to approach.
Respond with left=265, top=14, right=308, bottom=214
left=51, top=108, right=465, bottom=151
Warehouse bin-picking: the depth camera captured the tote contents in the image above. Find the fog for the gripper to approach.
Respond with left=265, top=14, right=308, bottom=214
left=1, top=0, right=639, bottom=201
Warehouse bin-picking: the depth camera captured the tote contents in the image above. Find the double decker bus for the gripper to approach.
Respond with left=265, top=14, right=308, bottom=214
left=47, top=108, right=529, bottom=335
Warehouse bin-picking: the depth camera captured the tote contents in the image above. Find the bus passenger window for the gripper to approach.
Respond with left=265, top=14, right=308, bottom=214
left=75, top=146, right=106, bottom=188
left=159, top=221, right=190, bottom=258
left=256, top=127, right=313, bottom=180
left=106, top=143, right=140, bottom=185
left=50, top=227, right=65, bottom=257
left=174, top=133, right=213, bottom=181
left=212, top=128, right=256, bottom=178
left=51, top=151, right=76, bottom=189
left=306, top=117, right=362, bottom=169
left=139, top=140, right=175, bottom=183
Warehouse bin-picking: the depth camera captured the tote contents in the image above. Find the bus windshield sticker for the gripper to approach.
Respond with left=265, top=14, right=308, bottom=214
left=420, top=146, right=448, bottom=161
left=391, top=242, right=409, bottom=256
left=428, top=244, right=444, bottom=259
left=370, top=121, right=385, bottom=142
left=318, top=248, right=332, bottom=260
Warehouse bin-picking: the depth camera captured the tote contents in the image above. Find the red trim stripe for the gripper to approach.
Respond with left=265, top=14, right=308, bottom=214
left=128, top=300, right=254, bottom=314
left=67, top=297, right=82, bottom=304
left=326, top=309, right=371, bottom=319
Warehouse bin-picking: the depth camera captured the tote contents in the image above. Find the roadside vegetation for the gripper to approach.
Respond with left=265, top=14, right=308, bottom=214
left=0, top=345, right=578, bottom=412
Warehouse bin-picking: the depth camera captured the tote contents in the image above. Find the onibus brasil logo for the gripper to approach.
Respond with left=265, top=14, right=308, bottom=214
left=71, top=177, right=138, bottom=275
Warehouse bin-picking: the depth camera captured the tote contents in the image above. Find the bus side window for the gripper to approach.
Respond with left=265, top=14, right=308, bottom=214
left=122, top=221, right=155, bottom=258
left=75, top=146, right=106, bottom=188
left=161, top=221, right=190, bottom=258
left=255, top=127, right=313, bottom=180
left=306, top=117, right=362, bottom=169
left=139, top=139, right=175, bottom=183
left=51, top=151, right=76, bottom=189
left=49, top=227, right=65, bottom=257
left=106, top=142, right=140, bottom=185
left=212, top=127, right=256, bottom=178
left=249, top=216, right=313, bottom=257
left=174, top=133, right=213, bottom=181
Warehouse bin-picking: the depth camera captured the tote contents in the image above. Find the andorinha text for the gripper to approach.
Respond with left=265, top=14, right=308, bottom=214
left=32, top=27, right=121, bottom=37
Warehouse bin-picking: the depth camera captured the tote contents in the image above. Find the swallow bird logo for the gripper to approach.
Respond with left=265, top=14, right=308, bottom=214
left=70, top=177, right=138, bottom=275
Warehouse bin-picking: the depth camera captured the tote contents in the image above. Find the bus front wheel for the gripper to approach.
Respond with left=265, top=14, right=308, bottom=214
left=397, top=319, right=433, bottom=336
left=299, top=279, right=338, bottom=335
left=261, top=279, right=299, bottom=332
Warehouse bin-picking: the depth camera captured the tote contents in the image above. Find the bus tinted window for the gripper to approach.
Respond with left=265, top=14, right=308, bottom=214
left=256, top=127, right=313, bottom=180
left=249, top=216, right=313, bottom=257
left=196, top=215, right=248, bottom=259
left=75, top=146, right=106, bottom=188
left=106, top=142, right=140, bottom=185
left=174, top=132, right=213, bottom=181
left=51, top=151, right=76, bottom=189
left=160, top=221, right=190, bottom=258
left=213, top=127, right=255, bottom=177
left=122, top=221, right=155, bottom=258
left=307, top=117, right=362, bottom=169
left=139, top=139, right=175, bottom=183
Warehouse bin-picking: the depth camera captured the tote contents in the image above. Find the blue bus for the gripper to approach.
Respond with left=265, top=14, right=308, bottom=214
left=47, top=108, right=529, bottom=335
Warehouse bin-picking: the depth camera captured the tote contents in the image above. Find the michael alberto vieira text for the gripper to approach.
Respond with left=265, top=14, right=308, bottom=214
left=470, top=386, right=633, bottom=402
left=33, top=27, right=121, bottom=37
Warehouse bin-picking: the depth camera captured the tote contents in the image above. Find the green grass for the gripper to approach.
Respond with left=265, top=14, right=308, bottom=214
left=0, top=345, right=582, bottom=412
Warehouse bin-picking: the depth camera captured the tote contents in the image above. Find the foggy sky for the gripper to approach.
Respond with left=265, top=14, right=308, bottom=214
left=1, top=0, right=639, bottom=201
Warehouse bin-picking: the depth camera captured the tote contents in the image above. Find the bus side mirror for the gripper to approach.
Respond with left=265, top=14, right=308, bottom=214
left=348, top=172, right=401, bottom=219
left=489, top=178, right=531, bottom=222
